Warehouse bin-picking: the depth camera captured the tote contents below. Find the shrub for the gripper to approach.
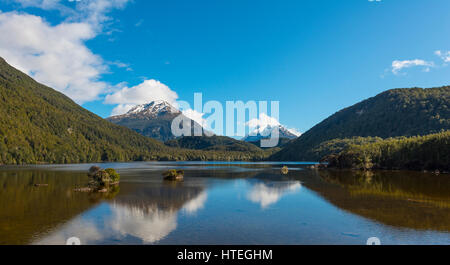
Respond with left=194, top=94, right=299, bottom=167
left=105, top=168, right=120, bottom=183
left=162, top=169, right=184, bottom=180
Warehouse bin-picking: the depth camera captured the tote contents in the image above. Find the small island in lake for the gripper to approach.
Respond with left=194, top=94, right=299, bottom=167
left=75, top=166, right=121, bottom=193
left=163, top=169, right=184, bottom=181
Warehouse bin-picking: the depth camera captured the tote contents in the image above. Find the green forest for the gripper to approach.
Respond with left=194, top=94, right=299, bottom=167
left=165, top=135, right=273, bottom=152
left=271, top=86, right=450, bottom=161
left=324, top=131, right=450, bottom=171
left=0, top=57, right=271, bottom=164
left=1, top=56, right=449, bottom=169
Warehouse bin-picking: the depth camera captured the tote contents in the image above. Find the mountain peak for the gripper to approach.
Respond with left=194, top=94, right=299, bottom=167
left=122, top=100, right=180, bottom=118
left=243, top=124, right=300, bottom=143
left=107, top=100, right=207, bottom=142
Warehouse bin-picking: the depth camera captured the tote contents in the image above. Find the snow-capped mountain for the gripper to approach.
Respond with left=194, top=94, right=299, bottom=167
left=242, top=113, right=301, bottom=144
left=120, top=100, right=180, bottom=118
left=243, top=124, right=301, bottom=143
left=107, top=100, right=206, bottom=142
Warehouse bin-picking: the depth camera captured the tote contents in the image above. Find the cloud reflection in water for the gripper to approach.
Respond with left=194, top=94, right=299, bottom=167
left=247, top=181, right=301, bottom=208
left=33, top=190, right=208, bottom=245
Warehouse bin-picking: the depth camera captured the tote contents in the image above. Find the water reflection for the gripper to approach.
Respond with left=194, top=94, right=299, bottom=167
left=1, top=162, right=449, bottom=245
left=247, top=181, right=301, bottom=208
left=34, top=180, right=208, bottom=245
left=298, top=169, right=450, bottom=231
left=0, top=170, right=99, bottom=245
left=108, top=203, right=178, bottom=244
left=182, top=191, right=208, bottom=214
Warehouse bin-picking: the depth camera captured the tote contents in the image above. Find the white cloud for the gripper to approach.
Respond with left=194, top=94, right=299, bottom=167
left=182, top=109, right=207, bottom=127
left=12, top=0, right=72, bottom=12
left=0, top=12, right=107, bottom=103
left=12, top=0, right=130, bottom=28
left=74, top=0, right=130, bottom=29
left=105, top=79, right=179, bottom=115
left=435, top=50, right=450, bottom=63
left=110, top=104, right=136, bottom=116
left=0, top=1, right=131, bottom=103
left=391, top=59, right=434, bottom=75
left=105, top=80, right=210, bottom=126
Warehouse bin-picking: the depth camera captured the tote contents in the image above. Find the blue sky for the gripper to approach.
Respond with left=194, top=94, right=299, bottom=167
left=1, top=0, right=450, bottom=134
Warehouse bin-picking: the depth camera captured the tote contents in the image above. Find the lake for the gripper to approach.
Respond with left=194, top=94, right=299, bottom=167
left=0, top=162, right=449, bottom=245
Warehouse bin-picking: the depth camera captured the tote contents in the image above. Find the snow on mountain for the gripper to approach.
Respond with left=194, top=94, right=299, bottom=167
left=108, top=103, right=300, bottom=143
left=243, top=113, right=301, bottom=142
left=286, top=127, right=302, bottom=137
left=107, top=100, right=209, bottom=142
left=243, top=124, right=301, bottom=142
left=117, top=100, right=180, bottom=118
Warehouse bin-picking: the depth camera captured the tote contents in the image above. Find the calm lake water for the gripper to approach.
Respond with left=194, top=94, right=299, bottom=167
left=0, top=162, right=449, bottom=245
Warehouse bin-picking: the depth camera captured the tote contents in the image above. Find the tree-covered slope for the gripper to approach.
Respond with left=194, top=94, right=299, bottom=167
left=271, top=87, right=450, bottom=161
left=0, top=57, right=168, bottom=164
left=0, top=57, right=274, bottom=164
left=165, top=136, right=264, bottom=152
left=325, top=131, right=450, bottom=171
left=247, top=137, right=294, bottom=149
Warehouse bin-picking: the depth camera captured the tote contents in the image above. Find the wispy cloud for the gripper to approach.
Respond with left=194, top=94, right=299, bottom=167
left=108, top=60, right=132, bottom=71
left=12, top=0, right=74, bottom=14
left=388, top=50, right=450, bottom=76
left=12, top=0, right=130, bottom=29
left=391, top=59, right=434, bottom=75
left=435, top=50, right=450, bottom=63
left=135, top=19, right=144, bottom=27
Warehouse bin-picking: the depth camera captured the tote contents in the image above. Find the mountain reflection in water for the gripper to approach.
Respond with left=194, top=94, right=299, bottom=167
left=0, top=162, right=449, bottom=245
left=34, top=180, right=208, bottom=245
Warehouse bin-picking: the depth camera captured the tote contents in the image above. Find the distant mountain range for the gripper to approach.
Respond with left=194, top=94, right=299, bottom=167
left=271, top=86, right=450, bottom=161
left=108, top=100, right=300, bottom=148
left=0, top=57, right=271, bottom=164
left=1, top=55, right=449, bottom=165
left=107, top=101, right=207, bottom=142
left=242, top=124, right=300, bottom=143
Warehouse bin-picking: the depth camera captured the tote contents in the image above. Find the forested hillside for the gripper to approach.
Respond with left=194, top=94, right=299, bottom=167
left=271, top=87, right=450, bottom=161
left=0, top=57, right=169, bottom=164
left=324, top=131, right=450, bottom=171
left=165, top=136, right=264, bottom=152
left=0, top=57, right=270, bottom=164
